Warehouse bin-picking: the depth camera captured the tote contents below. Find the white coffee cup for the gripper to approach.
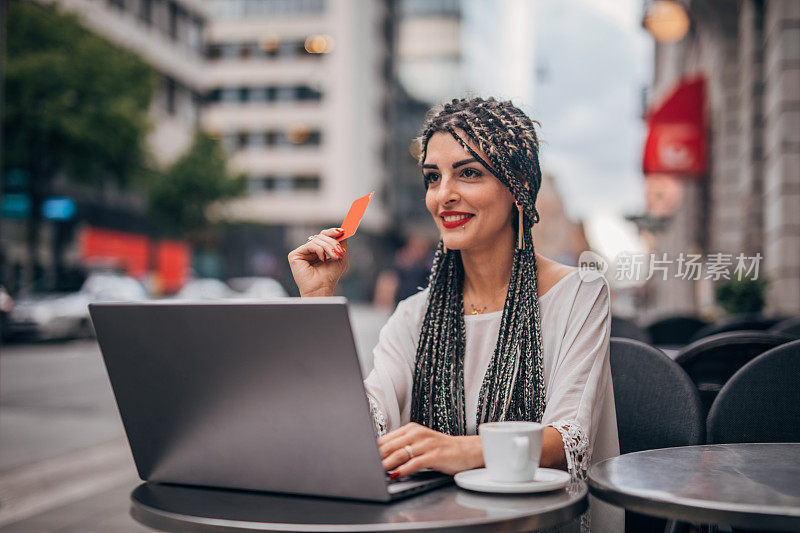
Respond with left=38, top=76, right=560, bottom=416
left=478, top=421, right=544, bottom=483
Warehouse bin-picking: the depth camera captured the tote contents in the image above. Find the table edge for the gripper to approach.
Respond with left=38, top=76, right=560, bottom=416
left=130, top=484, right=588, bottom=533
left=588, top=445, right=800, bottom=531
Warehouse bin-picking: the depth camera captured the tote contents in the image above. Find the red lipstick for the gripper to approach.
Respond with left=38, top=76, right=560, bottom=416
left=440, top=211, right=475, bottom=229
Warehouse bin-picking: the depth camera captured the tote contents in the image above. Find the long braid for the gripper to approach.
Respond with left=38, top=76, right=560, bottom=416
left=410, top=97, right=547, bottom=433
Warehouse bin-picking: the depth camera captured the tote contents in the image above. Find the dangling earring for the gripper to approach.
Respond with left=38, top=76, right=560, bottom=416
left=516, top=203, right=525, bottom=251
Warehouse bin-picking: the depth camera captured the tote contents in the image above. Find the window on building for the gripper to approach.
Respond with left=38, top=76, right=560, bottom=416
left=306, top=131, right=322, bottom=145
left=293, top=175, right=321, bottom=191
left=295, top=85, right=322, bottom=101
left=151, top=0, right=169, bottom=35
left=165, top=77, right=176, bottom=115
left=247, top=42, right=265, bottom=59
left=222, top=133, right=238, bottom=152
left=248, top=177, right=267, bottom=193
left=247, top=133, right=266, bottom=148
left=266, top=175, right=294, bottom=193
left=277, top=40, right=298, bottom=59
left=274, top=131, right=290, bottom=146
left=209, top=39, right=323, bottom=61
left=139, top=0, right=152, bottom=24
left=247, top=87, right=269, bottom=103
left=210, top=0, right=325, bottom=19
left=400, top=0, right=459, bottom=17
left=220, top=128, right=321, bottom=150
left=221, top=43, right=239, bottom=60
left=259, top=175, right=321, bottom=192
left=168, top=1, right=178, bottom=40
left=274, top=87, right=295, bottom=103
left=208, top=85, right=323, bottom=105
left=187, top=16, right=203, bottom=54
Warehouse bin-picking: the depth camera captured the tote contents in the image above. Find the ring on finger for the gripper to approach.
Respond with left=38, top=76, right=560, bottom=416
left=404, top=445, right=414, bottom=459
left=307, top=235, right=317, bottom=242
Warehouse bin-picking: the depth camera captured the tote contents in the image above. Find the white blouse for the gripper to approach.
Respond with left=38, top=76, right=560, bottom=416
left=363, top=270, right=622, bottom=531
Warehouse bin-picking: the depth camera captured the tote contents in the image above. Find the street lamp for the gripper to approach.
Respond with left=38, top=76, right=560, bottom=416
left=643, top=1, right=690, bottom=43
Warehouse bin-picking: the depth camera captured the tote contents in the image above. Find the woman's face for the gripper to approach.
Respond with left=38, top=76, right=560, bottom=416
left=423, top=130, right=515, bottom=252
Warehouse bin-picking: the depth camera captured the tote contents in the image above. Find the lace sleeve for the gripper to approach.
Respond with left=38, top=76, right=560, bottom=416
left=550, top=420, right=590, bottom=480
left=367, top=394, right=388, bottom=437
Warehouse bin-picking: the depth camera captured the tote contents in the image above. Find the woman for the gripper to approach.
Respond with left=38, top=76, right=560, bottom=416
left=288, top=98, right=619, bottom=529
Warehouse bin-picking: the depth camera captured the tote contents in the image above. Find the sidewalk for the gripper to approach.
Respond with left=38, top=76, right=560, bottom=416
left=0, top=438, right=136, bottom=529
left=0, top=472, right=146, bottom=533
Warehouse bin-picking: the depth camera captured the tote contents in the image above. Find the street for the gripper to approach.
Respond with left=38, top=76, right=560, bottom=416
left=0, top=303, right=389, bottom=531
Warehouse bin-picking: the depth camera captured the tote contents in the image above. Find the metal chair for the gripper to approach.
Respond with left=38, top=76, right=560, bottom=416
left=610, top=338, right=705, bottom=533
left=611, top=316, right=651, bottom=344
left=675, top=331, right=794, bottom=416
left=611, top=338, right=705, bottom=454
left=688, top=314, right=788, bottom=343
left=770, top=316, right=800, bottom=339
left=646, top=315, right=708, bottom=347
left=707, top=340, right=800, bottom=444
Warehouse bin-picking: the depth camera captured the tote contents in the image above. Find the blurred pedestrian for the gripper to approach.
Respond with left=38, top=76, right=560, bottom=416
left=373, top=236, right=433, bottom=310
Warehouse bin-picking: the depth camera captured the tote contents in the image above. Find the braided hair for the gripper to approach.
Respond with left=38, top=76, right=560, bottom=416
left=410, top=97, right=546, bottom=435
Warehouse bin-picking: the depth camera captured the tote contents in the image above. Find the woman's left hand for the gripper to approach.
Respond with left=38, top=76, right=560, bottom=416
left=378, top=422, right=483, bottom=477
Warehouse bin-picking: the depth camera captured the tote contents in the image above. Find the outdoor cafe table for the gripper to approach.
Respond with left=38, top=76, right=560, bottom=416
left=129, top=479, right=587, bottom=532
left=588, top=443, right=800, bottom=531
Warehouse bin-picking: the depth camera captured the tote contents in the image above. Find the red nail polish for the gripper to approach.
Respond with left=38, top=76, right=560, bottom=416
left=337, top=245, right=344, bottom=253
left=389, top=471, right=400, bottom=480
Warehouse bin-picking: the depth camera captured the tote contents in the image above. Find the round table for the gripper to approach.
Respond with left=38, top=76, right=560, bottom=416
left=588, top=443, right=800, bottom=531
left=130, top=480, right=587, bottom=532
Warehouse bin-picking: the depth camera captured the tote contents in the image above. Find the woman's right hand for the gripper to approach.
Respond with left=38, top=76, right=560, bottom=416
left=288, top=227, right=348, bottom=297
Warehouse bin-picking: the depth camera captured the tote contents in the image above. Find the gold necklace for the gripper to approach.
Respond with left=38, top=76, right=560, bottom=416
left=469, top=303, right=488, bottom=315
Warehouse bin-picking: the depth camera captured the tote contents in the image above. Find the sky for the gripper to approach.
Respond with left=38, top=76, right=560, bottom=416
left=459, top=0, right=652, bottom=221
left=532, top=0, right=652, bottom=220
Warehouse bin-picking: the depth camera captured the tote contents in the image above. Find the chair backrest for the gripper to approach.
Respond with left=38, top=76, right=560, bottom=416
left=707, top=340, right=800, bottom=444
left=675, top=331, right=794, bottom=415
left=646, top=315, right=708, bottom=346
left=610, top=338, right=705, bottom=455
left=688, top=314, right=787, bottom=343
left=610, top=317, right=650, bottom=343
left=770, top=317, right=800, bottom=338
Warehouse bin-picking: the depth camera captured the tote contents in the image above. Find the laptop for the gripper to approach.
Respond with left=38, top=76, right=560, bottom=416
left=89, top=297, right=451, bottom=502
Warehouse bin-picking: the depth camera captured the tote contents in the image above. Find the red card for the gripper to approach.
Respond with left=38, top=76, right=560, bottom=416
left=337, top=192, right=374, bottom=241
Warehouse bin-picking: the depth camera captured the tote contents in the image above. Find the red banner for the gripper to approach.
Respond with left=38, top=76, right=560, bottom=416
left=79, top=226, right=149, bottom=278
left=156, top=240, right=191, bottom=294
left=78, top=226, right=191, bottom=294
left=643, top=76, right=706, bottom=177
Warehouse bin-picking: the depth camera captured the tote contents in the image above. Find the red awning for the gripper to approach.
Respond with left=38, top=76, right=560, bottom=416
left=643, top=76, right=706, bottom=177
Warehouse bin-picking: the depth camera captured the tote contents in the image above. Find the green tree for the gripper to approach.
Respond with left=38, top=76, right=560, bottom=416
left=147, top=131, right=246, bottom=239
left=716, top=277, right=769, bottom=315
left=3, top=0, right=155, bottom=281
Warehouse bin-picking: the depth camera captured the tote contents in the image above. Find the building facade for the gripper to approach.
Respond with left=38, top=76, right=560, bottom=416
left=202, top=0, right=390, bottom=233
left=1, top=0, right=206, bottom=293
left=48, top=0, right=207, bottom=165
left=643, top=0, right=799, bottom=317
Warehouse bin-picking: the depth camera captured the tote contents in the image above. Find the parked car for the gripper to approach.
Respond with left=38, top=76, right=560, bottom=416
left=227, top=277, right=288, bottom=299
left=174, top=278, right=234, bottom=300
left=0, top=285, right=13, bottom=342
left=7, top=273, right=148, bottom=340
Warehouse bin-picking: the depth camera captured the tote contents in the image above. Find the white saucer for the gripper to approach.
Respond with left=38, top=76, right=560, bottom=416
left=454, top=468, right=571, bottom=494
